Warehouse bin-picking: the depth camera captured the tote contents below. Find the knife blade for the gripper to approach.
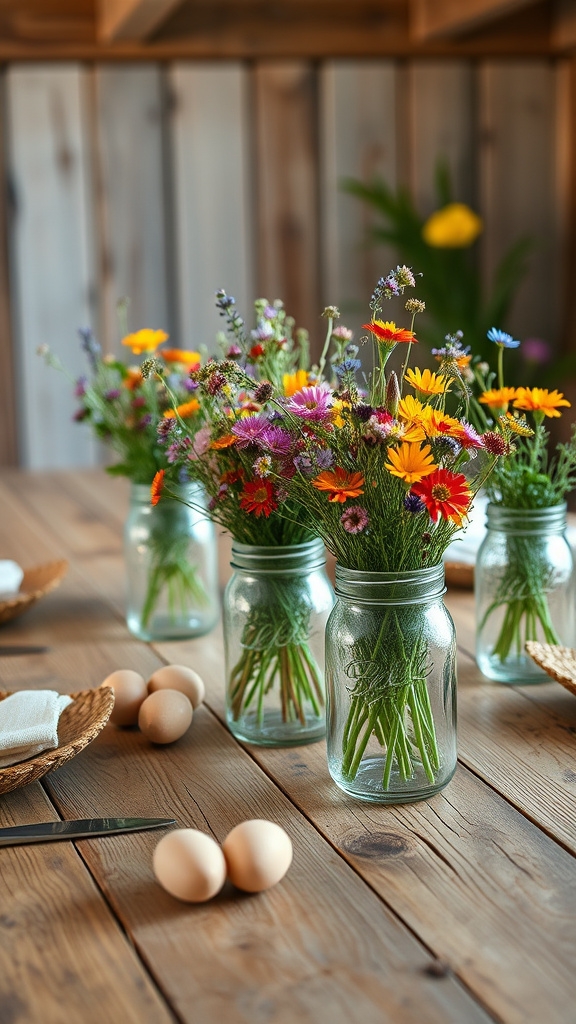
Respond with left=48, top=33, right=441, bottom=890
left=0, top=817, right=176, bottom=847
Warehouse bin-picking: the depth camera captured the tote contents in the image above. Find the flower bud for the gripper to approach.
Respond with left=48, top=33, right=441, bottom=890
left=385, top=371, right=400, bottom=418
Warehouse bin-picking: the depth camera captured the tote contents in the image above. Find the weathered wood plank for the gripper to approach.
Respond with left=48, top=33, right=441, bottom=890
left=408, top=61, right=476, bottom=214
left=478, top=60, right=560, bottom=344
left=93, top=64, right=171, bottom=351
left=6, top=65, right=99, bottom=469
left=253, top=62, right=321, bottom=354
left=320, top=60, right=398, bottom=336
left=167, top=62, right=252, bottom=352
left=0, top=751, right=174, bottom=1023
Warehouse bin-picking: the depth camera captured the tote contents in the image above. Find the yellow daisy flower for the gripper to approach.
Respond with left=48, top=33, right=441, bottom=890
left=405, top=367, right=451, bottom=397
left=422, top=203, right=483, bottom=248
left=385, top=442, right=437, bottom=484
left=121, top=328, right=169, bottom=355
left=331, top=398, right=352, bottom=428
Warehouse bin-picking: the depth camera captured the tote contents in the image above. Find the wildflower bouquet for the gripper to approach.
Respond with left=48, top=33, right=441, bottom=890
left=470, top=330, right=576, bottom=680
left=156, top=293, right=338, bottom=743
left=41, top=326, right=217, bottom=638
left=204, top=268, right=509, bottom=794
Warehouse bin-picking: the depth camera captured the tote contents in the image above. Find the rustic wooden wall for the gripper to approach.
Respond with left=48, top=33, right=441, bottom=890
left=0, top=57, right=564, bottom=469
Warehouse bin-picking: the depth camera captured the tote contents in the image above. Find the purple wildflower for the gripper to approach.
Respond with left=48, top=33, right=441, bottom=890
left=104, top=388, right=121, bottom=401
left=259, top=425, right=292, bottom=455
left=231, top=415, right=270, bottom=447
left=284, top=384, right=333, bottom=422
left=340, top=506, right=369, bottom=534
left=354, top=403, right=374, bottom=422
left=404, top=493, right=425, bottom=514
left=315, top=448, right=334, bottom=471
left=78, top=327, right=101, bottom=370
left=227, top=343, right=242, bottom=358
left=136, top=414, right=153, bottom=431
left=263, top=305, right=277, bottom=320
left=523, top=337, right=551, bottom=363
left=251, top=322, right=274, bottom=342
left=334, top=359, right=361, bottom=379
left=74, top=376, right=87, bottom=398
left=183, top=377, right=199, bottom=392
left=332, top=326, right=354, bottom=342
left=73, top=407, right=89, bottom=422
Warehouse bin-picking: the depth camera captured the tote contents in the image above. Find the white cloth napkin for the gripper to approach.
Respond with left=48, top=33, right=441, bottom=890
left=0, top=560, right=24, bottom=601
left=0, top=690, right=73, bottom=768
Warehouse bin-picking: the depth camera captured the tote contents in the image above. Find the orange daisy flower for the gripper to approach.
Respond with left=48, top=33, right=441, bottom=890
left=362, top=320, right=416, bottom=346
left=121, top=328, right=169, bottom=355
left=160, top=348, right=201, bottom=369
left=411, top=469, right=471, bottom=524
left=210, top=433, right=237, bottom=450
left=513, top=387, right=571, bottom=418
left=163, top=399, right=200, bottom=420
left=478, top=387, right=517, bottom=412
left=151, top=470, right=165, bottom=506
left=385, top=442, right=437, bottom=484
left=312, top=467, right=365, bottom=503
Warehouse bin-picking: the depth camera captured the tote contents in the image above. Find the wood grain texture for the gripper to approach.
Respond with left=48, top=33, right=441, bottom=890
left=478, top=60, right=560, bottom=344
left=93, top=64, right=171, bottom=351
left=320, top=61, right=398, bottom=336
left=253, top=63, right=321, bottom=356
left=0, top=70, right=18, bottom=466
left=167, top=62, right=252, bottom=351
left=98, top=0, right=184, bottom=41
left=411, top=0, right=540, bottom=41
left=6, top=65, right=100, bottom=470
left=0, top=480, right=490, bottom=1024
left=0, top=758, right=174, bottom=1023
left=408, top=61, right=476, bottom=214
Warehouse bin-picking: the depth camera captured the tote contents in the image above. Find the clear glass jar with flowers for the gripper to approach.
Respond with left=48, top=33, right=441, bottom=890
left=182, top=268, right=509, bottom=801
left=40, top=323, right=219, bottom=640
left=155, top=293, right=335, bottom=746
left=469, top=330, right=576, bottom=683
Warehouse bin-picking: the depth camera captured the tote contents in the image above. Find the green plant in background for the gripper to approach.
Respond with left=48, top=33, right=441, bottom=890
left=343, top=163, right=532, bottom=362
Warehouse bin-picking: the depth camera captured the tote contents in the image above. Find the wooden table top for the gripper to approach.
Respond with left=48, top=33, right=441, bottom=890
left=1, top=469, right=575, bottom=1024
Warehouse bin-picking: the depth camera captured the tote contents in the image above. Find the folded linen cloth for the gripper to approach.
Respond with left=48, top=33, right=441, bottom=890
left=0, top=690, right=73, bottom=768
left=0, top=560, right=24, bottom=601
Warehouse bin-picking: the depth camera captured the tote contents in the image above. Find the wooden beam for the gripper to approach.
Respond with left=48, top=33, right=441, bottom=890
left=98, top=0, right=184, bottom=41
left=411, top=0, right=541, bottom=41
left=553, top=0, right=576, bottom=51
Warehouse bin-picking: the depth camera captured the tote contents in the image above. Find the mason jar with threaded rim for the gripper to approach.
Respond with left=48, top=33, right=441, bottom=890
left=124, top=481, right=219, bottom=642
left=325, top=562, right=457, bottom=804
left=224, top=539, right=334, bottom=747
left=475, top=502, right=576, bottom=684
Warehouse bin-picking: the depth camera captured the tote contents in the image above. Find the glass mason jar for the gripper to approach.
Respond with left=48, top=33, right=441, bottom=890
left=124, top=482, right=219, bottom=642
left=224, top=540, right=334, bottom=746
left=475, top=503, right=576, bottom=684
left=325, top=563, right=457, bottom=804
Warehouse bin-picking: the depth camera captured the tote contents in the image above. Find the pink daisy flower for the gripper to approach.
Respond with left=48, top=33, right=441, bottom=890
left=285, top=384, right=333, bottom=422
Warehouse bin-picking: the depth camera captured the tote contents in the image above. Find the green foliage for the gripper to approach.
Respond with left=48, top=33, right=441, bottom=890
left=342, top=166, right=531, bottom=360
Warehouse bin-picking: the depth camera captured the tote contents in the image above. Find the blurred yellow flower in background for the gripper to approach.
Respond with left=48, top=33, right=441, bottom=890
left=121, top=328, right=169, bottom=355
left=283, top=369, right=309, bottom=396
left=422, top=203, right=483, bottom=248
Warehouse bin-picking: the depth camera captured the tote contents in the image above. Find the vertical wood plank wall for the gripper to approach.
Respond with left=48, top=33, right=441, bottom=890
left=1, top=58, right=564, bottom=469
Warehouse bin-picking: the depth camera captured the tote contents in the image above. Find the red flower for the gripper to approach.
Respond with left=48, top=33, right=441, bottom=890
left=151, top=470, right=165, bottom=506
left=411, top=468, right=471, bottom=524
left=249, top=344, right=265, bottom=359
left=239, top=479, right=278, bottom=517
left=362, top=320, right=416, bottom=345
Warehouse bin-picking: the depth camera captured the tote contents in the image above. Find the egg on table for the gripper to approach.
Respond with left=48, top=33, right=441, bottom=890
left=223, top=819, right=293, bottom=893
left=138, top=688, right=193, bottom=744
left=147, top=664, right=205, bottom=709
left=153, top=829, right=227, bottom=902
left=102, top=669, right=147, bottom=727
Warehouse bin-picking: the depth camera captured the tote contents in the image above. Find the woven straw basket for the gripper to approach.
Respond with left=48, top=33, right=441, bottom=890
left=0, top=561, right=68, bottom=627
left=0, top=687, right=115, bottom=795
left=525, top=641, right=576, bottom=696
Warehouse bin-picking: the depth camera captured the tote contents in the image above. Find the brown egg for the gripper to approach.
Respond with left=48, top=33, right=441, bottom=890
left=138, top=689, right=193, bottom=744
left=223, top=819, right=293, bottom=893
left=147, top=664, right=205, bottom=709
left=153, top=829, right=226, bottom=902
left=103, top=669, right=148, bottom=727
